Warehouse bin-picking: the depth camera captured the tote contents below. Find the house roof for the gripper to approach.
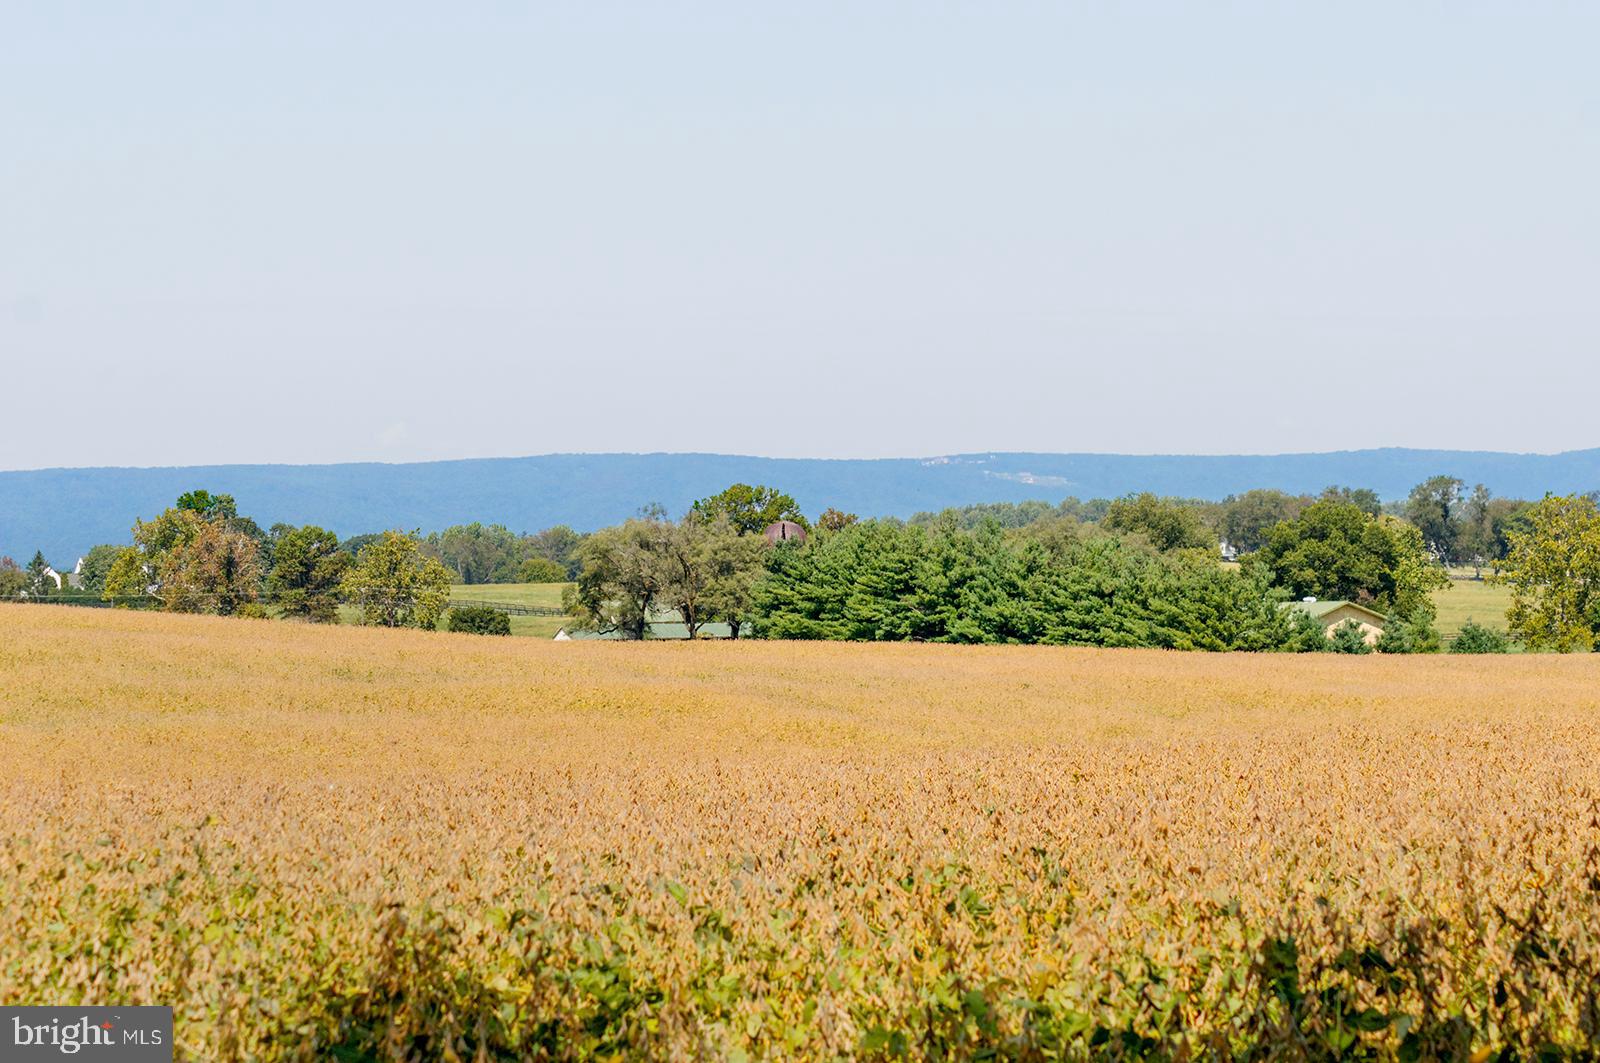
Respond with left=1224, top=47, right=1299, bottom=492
left=1282, top=599, right=1388, bottom=624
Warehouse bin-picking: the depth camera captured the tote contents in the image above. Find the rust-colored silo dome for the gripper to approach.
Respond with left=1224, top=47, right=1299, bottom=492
left=762, top=520, right=808, bottom=545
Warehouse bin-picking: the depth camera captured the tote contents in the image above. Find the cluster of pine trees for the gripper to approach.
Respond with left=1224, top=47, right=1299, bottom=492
left=751, top=520, right=1326, bottom=651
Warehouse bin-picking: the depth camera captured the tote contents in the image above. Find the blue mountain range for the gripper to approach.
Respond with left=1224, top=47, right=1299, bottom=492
left=4, top=448, right=1598, bottom=564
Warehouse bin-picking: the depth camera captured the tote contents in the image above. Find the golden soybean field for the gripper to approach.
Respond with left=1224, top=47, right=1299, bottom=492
left=3, top=606, right=1600, bottom=1060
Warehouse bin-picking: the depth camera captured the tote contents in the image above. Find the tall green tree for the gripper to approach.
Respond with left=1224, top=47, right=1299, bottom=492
left=25, top=551, right=56, bottom=596
left=140, top=509, right=262, bottom=614
left=267, top=525, right=350, bottom=622
left=648, top=519, right=721, bottom=637
left=656, top=520, right=714, bottom=639
left=76, top=544, right=126, bottom=593
left=420, top=523, right=585, bottom=583
left=563, top=517, right=675, bottom=639
left=422, top=523, right=526, bottom=584
left=751, top=525, right=859, bottom=641
left=909, top=498, right=1090, bottom=530
left=1404, top=476, right=1466, bottom=562
left=913, top=521, right=1049, bottom=644
left=340, top=533, right=385, bottom=556
left=1486, top=498, right=1537, bottom=566
left=259, top=522, right=299, bottom=577
left=816, top=508, right=859, bottom=533
left=526, top=525, right=585, bottom=579
left=1494, top=494, right=1600, bottom=652
left=100, top=497, right=264, bottom=614
left=102, top=548, right=151, bottom=602
left=1216, top=490, right=1311, bottom=553
left=1452, top=488, right=1536, bottom=575
left=1455, top=484, right=1495, bottom=573
left=340, top=531, right=452, bottom=629
left=691, top=483, right=808, bottom=536
left=1102, top=494, right=1216, bottom=553
left=1248, top=501, right=1448, bottom=621
left=517, top=557, right=567, bottom=583
left=750, top=518, right=1297, bottom=650
left=0, top=556, right=25, bottom=597
left=1450, top=486, right=1534, bottom=574
left=1320, top=485, right=1382, bottom=516
left=699, top=527, right=771, bottom=639
left=653, top=518, right=771, bottom=638
left=176, top=489, right=238, bottom=521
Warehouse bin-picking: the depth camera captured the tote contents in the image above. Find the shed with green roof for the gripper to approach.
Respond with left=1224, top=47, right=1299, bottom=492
left=1281, top=599, right=1388, bottom=646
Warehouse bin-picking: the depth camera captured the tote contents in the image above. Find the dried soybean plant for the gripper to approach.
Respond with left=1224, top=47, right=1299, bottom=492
left=2, top=605, right=1599, bottom=1059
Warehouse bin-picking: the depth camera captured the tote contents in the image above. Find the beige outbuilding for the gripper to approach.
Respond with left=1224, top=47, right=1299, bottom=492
left=1282, top=599, right=1388, bottom=646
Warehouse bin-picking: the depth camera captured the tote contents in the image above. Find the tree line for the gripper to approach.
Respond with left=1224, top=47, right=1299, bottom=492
left=5, top=476, right=1597, bottom=651
left=911, top=478, right=1537, bottom=568
left=3, top=490, right=456, bottom=630
left=559, top=480, right=1598, bottom=652
left=561, top=485, right=811, bottom=638
left=747, top=501, right=1454, bottom=651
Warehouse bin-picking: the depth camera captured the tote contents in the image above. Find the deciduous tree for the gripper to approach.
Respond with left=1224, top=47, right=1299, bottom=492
left=76, top=544, right=125, bottom=593
left=340, top=533, right=384, bottom=556
left=518, top=557, right=567, bottom=583
left=1450, top=619, right=1510, bottom=654
left=103, top=501, right=263, bottom=612
left=1216, top=490, right=1310, bottom=553
left=1404, top=475, right=1466, bottom=562
left=102, top=548, right=150, bottom=602
left=267, top=525, right=350, bottom=622
left=1455, top=484, right=1495, bottom=572
left=176, top=489, right=238, bottom=521
left=423, top=523, right=525, bottom=584
left=1103, top=494, right=1215, bottom=553
left=563, top=517, right=675, bottom=639
left=1248, top=501, right=1448, bottom=621
left=1320, top=485, right=1382, bottom=516
left=340, top=530, right=452, bottom=629
left=526, top=525, right=584, bottom=579
left=1494, top=494, right=1600, bottom=652
left=656, top=518, right=769, bottom=638
left=699, top=526, right=770, bottom=638
left=816, top=508, right=859, bottom=533
left=0, top=557, right=24, bottom=597
left=691, top=484, right=808, bottom=536
left=657, top=520, right=717, bottom=639
left=142, top=510, right=262, bottom=614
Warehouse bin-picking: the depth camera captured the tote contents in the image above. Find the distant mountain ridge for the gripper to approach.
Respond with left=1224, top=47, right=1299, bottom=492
left=4, top=448, right=1599, bottom=564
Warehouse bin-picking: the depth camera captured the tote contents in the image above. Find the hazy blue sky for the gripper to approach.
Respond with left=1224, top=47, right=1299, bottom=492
left=2, top=3, right=1596, bottom=469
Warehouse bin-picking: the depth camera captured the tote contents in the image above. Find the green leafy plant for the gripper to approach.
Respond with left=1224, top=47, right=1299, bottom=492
left=517, top=557, right=567, bottom=583
left=340, top=530, right=452, bottom=629
left=1377, top=612, right=1441, bottom=654
left=1327, top=619, right=1374, bottom=654
left=447, top=606, right=511, bottom=636
left=1451, top=619, right=1511, bottom=654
